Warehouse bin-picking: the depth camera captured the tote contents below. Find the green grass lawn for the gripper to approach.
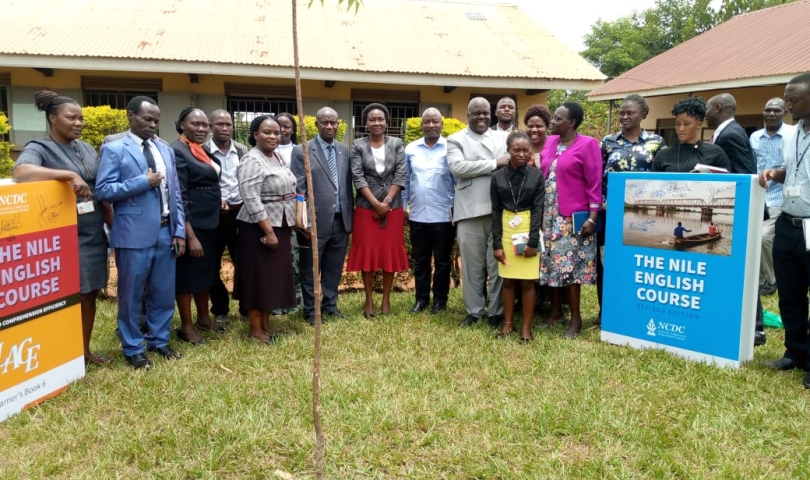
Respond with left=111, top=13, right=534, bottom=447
left=1, top=287, right=808, bottom=479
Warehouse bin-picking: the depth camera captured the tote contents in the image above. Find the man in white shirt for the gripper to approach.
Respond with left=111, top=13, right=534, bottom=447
left=206, top=109, right=249, bottom=322
left=491, top=97, right=515, bottom=133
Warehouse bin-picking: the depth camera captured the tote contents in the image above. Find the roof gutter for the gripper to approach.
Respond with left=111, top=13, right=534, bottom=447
left=587, top=74, right=799, bottom=101
left=0, top=55, right=605, bottom=91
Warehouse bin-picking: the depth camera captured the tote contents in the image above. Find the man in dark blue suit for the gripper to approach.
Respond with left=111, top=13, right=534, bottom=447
left=96, top=96, right=186, bottom=369
left=706, top=92, right=766, bottom=346
left=290, top=107, right=353, bottom=325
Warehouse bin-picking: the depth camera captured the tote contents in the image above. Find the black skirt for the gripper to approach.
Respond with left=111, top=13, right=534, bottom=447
left=233, top=220, right=296, bottom=312
left=176, top=227, right=219, bottom=294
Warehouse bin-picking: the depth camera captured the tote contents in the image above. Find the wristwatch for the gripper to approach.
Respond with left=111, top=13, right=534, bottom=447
left=384, top=196, right=393, bottom=204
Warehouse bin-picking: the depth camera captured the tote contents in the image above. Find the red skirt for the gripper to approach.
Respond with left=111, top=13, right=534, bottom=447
left=346, top=206, right=409, bottom=273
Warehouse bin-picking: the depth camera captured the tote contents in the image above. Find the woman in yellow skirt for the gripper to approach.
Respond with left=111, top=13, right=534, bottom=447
left=491, top=130, right=544, bottom=341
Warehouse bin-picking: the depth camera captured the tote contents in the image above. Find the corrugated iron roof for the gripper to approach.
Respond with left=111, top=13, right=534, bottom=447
left=587, top=0, right=810, bottom=100
left=0, top=0, right=604, bottom=83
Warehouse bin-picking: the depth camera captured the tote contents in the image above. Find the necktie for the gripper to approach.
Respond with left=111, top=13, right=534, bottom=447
left=142, top=140, right=164, bottom=216
left=142, top=139, right=157, bottom=171
left=326, top=144, right=338, bottom=186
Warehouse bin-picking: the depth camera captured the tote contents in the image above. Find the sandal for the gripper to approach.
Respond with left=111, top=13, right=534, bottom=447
left=195, top=321, right=226, bottom=334
left=176, top=329, right=206, bottom=345
left=562, top=330, right=580, bottom=340
left=85, top=354, right=111, bottom=365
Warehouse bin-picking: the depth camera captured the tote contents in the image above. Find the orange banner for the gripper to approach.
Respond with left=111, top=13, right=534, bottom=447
left=0, top=180, right=83, bottom=421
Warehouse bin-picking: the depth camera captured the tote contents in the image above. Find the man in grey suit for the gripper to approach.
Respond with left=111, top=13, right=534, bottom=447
left=290, top=107, right=354, bottom=325
left=448, top=97, right=509, bottom=328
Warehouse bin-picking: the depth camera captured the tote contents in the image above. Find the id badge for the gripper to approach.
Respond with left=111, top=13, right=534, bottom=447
left=786, top=185, right=802, bottom=197
left=509, top=215, right=523, bottom=229
left=77, top=200, right=95, bottom=215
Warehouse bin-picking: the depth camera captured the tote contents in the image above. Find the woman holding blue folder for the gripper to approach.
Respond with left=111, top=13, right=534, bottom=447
left=539, top=102, right=602, bottom=339
left=492, top=130, right=544, bottom=341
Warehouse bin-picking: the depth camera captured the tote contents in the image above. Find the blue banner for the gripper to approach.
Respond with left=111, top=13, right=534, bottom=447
left=601, top=173, right=762, bottom=368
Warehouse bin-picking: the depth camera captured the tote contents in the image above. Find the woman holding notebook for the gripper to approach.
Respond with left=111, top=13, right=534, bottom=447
left=539, top=102, right=602, bottom=339
left=491, top=130, right=544, bottom=341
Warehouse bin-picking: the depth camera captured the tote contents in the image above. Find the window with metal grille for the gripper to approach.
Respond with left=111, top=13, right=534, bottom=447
left=352, top=101, right=419, bottom=139
left=84, top=91, right=158, bottom=110
left=226, top=97, right=297, bottom=147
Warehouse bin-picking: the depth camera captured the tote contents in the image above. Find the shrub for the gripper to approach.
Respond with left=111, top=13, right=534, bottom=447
left=296, top=115, right=349, bottom=143
left=0, top=113, right=13, bottom=178
left=80, top=106, right=129, bottom=151
left=235, top=115, right=349, bottom=147
left=403, top=116, right=467, bottom=145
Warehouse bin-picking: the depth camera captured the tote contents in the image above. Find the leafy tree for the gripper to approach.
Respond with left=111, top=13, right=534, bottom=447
left=581, top=17, right=648, bottom=79
left=716, top=0, right=795, bottom=22
left=582, top=0, right=796, bottom=78
left=547, top=90, right=619, bottom=140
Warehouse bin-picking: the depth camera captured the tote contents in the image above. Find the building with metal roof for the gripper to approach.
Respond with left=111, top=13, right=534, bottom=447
left=587, top=0, right=810, bottom=143
left=0, top=0, right=604, bottom=147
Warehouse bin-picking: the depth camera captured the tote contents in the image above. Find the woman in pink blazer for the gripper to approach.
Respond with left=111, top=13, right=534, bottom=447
left=539, top=102, right=602, bottom=339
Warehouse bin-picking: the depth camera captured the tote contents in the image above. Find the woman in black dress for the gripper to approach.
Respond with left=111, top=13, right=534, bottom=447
left=13, top=90, right=111, bottom=365
left=171, top=108, right=222, bottom=345
left=652, top=97, right=731, bottom=173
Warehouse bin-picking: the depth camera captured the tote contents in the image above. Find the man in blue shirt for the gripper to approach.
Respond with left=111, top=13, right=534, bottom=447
left=751, top=98, right=795, bottom=296
left=673, top=222, right=691, bottom=239
left=403, top=108, right=456, bottom=314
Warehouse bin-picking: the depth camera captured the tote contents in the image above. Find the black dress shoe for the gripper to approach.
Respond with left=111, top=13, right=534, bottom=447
left=325, top=310, right=348, bottom=319
left=125, top=353, right=153, bottom=370
left=411, top=301, right=428, bottom=313
left=430, top=302, right=447, bottom=314
left=754, top=331, right=767, bottom=347
left=147, top=345, right=182, bottom=360
left=461, top=315, right=479, bottom=327
left=488, top=314, right=503, bottom=329
left=307, top=317, right=316, bottom=326
left=764, top=357, right=805, bottom=371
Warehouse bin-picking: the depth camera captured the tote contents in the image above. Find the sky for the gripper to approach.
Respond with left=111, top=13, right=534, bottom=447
left=509, top=0, right=723, bottom=53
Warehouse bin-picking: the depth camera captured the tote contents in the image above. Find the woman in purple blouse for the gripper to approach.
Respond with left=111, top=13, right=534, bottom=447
left=539, top=102, right=602, bottom=339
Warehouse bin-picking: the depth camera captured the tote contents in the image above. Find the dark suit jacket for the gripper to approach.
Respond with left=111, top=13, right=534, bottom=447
left=290, top=137, right=354, bottom=234
left=350, top=136, right=406, bottom=209
left=171, top=139, right=221, bottom=230
left=715, top=121, right=756, bottom=174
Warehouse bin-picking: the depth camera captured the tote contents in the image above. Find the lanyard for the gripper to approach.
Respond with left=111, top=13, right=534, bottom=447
left=509, top=170, right=526, bottom=210
left=795, top=132, right=810, bottom=172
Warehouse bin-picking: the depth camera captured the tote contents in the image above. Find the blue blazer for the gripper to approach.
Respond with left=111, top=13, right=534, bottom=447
left=96, top=133, right=186, bottom=249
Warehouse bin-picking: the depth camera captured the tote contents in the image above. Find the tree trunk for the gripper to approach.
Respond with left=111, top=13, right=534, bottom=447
left=291, top=0, right=325, bottom=478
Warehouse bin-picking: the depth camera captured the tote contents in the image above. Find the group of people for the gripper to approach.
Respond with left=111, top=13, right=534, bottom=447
left=11, top=73, right=810, bottom=384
